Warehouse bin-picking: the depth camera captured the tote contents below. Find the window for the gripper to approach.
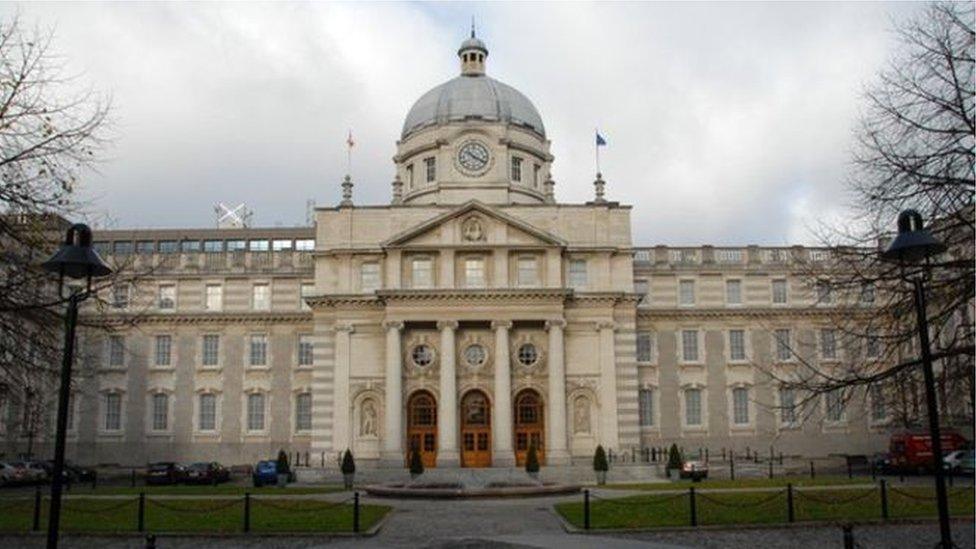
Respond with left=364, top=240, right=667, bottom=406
left=517, top=256, right=537, bottom=287
left=180, top=240, right=200, bottom=253
left=295, top=239, right=314, bottom=251
left=252, top=283, right=270, bottom=310
left=639, top=388, right=655, bottom=427
left=679, top=280, right=695, bottom=306
left=870, top=385, right=887, bottom=422
left=136, top=241, right=155, bottom=254
left=424, top=156, right=436, bottom=183
left=866, top=330, right=881, bottom=358
left=104, top=393, right=122, bottom=431
left=816, top=281, right=832, bottom=304
left=154, top=335, right=171, bottom=367
left=636, top=331, right=654, bottom=363
left=732, top=387, right=750, bottom=425
left=112, top=284, right=129, bottom=309
left=634, top=279, right=649, bottom=305
left=205, top=284, right=222, bottom=311
left=247, top=393, right=266, bottom=431
left=226, top=240, right=246, bottom=252
left=511, top=156, right=522, bottom=181
left=151, top=393, right=168, bottom=431
left=272, top=239, right=292, bottom=251
left=158, top=285, right=176, bottom=310
left=198, top=394, right=216, bottom=431
left=113, top=241, right=133, bottom=255
left=203, top=240, right=223, bottom=253
left=681, top=330, right=699, bottom=362
left=411, top=345, right=434, bottom=367
left=464, top=257, right=485, bottom=288
left=361, top=262, right=380, bottom=292
left=684, top=389, right=702, bottom=426
left=202, top=335, right=220, bottom=367
left=728, top=329, right=746, bottom=361
left=517, top=343, right=538, bottom=366
left=249, top=334, right=268, bottom=367
left=533, top=164, right=541, bottom=188
left=296, top=393, right=312, bottom=431
left=779, top=387, right=797, bottom=425
left=774, top=329, right=792, bottom=361
left=860, top=283, right=876, bottom=304
left=298, top=335, right=314, bottom=367
left=825, top=390, right=845, bottom=422
left=568, top=259, right=587, bottom=289
left=411, top=257, right=433, bottom=288
left=463, top=345, right=487, bottom=367
left=249, top=240, right=269, bottom=252
left=406, top=164, right=414, bottom=189
left=772, top=279, right=788, bottom=304
left=300, top=283, right=314, bottom=311
left=108, top=336, right=125, bottom=368
left=726, top=279, right=742, bottom=305
left=820, top=329, right=837, bottom=360
left=158, top=240, right=178, bottom=254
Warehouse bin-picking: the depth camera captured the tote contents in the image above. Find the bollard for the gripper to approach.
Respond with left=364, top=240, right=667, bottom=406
left=131, top=469, right=136, bottom=488
left=583, top=489, right=591, bottom=530
left=768, top=461, right=773, bottom=479
left=779, top=452, right=784, bottom=465
left=689, top=487, right=697, bottom=527
left=842, top=524, right=854, bottom=549
left=810, top=461, right=815, bottom=479
left=787, top=484, right=795, bottom=523
left=145, top=534, right=156, bottom=549
left=353, top=491, right=361, bottom=533
left=243, top=493, right=251, bottom=533
left=32, top=485, right=41, bottom=531
left=730, top=457, right=735, bottom=481
left=847, top=461, right=853, bottom=479
left=138, top=492, right=145, bottom=532
left=880, top=479, right=889, bottom=519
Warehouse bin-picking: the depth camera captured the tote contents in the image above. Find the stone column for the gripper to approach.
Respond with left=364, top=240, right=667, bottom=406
left=598, top=321, right=620, bottom=450
left=545, top=319, right=570, bottom=464
left=381, top=321, right=404, bottom=466
left=437, top=320, right=460, bottom=466
left=333, top=323, right=355, bottom=454
left=492, top=320, right=515, bottom=466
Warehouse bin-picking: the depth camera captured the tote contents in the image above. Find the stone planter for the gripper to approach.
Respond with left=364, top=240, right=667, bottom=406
left=595, top=470, right=607, bottom=485
left=343, top=472, right=355, bottom=490
left=277, top=473, right=289, bottom=487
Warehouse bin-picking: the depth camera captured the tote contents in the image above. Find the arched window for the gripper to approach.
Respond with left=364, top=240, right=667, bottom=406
left=515, top=390, right=542, bottom=425
left=408, top=391, right=436, bottom=427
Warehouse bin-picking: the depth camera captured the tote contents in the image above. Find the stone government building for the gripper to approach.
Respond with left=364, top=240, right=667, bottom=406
left=6, top=34, right=906, bottom=468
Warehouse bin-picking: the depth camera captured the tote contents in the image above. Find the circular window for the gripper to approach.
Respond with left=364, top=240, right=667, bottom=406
left=411, top=345, right=435, bottom=368
left=517, top=343, right=538, bottom=367
left=463, top=344, right=487, bottom=368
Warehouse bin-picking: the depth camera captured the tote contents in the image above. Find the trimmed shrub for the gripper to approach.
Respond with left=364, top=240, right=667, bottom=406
left=341, top=449, right=356, bottom=475
left=276, top=449, right=291, bottom=475
left=667, top=443, right=683, bottom=471
left=526, top=442, right=540, bottom=473
left=593, top=445, right=609, bottom=472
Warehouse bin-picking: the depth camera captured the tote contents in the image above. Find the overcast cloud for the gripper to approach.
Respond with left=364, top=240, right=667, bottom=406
left=5, top=1, right=924, bottom=245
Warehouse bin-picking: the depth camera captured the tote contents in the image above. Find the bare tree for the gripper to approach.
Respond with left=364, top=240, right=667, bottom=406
left=762, top=2, right=975, bottom=434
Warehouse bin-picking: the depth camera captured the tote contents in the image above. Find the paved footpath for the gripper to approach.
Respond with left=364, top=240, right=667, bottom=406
left=1, top=489, right=972, bottom=548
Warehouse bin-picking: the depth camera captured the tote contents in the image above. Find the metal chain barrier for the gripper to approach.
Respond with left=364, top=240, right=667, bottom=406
left=697, top=489, right=786, bottom=508
left=888, top=486, right=970, bottom=502
left=62, top=497, right=138, bottom=514
left=0, top=497, right=33, bottom=511
left=251, top=496, right=354, bottom=513
left=590, top=491, right=687, bottom=507
left=794, top=488, right=876, bottom=506
left=147, top=497, right=242, bottom=514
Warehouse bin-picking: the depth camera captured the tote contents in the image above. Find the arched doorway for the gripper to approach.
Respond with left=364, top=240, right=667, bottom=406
left=514, top=389, right=545, bottom=466
left=460, top=390, right=491, bottom=467
left=407, top=390, right=437, bottom=468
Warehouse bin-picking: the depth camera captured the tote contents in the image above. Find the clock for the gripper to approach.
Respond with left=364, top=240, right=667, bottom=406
left=457, top=141, right=491, bottom=175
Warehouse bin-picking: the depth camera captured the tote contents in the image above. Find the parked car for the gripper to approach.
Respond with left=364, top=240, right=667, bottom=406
left=63, top=463, right=97, bottom=483
left=8, top=462, right=45, bottom=484
left=24, top=461, right=50, bottom=483
left=0, top=462, right=29, bottom=486
left=679, top=460, right=708, bottom=481
left=871, top=452, right=893, bottom=474
left=944, top=450, right=967, bottom=473
left=145, top=462, right=186, bottom=485
left=889, top=431, right=969, bottom=473
left=252, top=460, right=278, bottom=487
left=958, top=450, right=976, bottom=475
left=184, top=462, right=231, bottom=485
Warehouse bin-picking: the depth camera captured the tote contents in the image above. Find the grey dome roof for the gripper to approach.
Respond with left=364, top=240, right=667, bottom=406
left=401, top=75, right=546, bottom=139
left=458, top=36, right=487, bottom=54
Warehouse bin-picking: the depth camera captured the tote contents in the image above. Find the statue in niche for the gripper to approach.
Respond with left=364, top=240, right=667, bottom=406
left=573, top=396, right=591, bottom=434
left=360, top=399, right=377, bottom=436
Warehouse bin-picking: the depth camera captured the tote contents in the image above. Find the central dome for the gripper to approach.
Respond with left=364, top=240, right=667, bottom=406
left=401, top=34, right=545, bottom=140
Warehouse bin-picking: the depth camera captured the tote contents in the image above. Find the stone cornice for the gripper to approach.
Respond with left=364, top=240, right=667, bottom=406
left=81, top=311, right=313, bottom=326
left=636, top=307, right=875, bottom=320
left=377, top=288, right=572, bottom=303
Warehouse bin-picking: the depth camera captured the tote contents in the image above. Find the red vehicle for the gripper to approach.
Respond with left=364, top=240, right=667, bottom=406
left=889, top=431, right=969, bottom=473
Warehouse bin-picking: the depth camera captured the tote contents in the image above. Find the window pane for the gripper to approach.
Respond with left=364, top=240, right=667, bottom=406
left=298, top=335, right=314, bottom=366
left=249, top=240, right=269, bottom=252
left=821, top=329, right=837, bottom=359
left=252, top=284, right=270, bottom=310
left=681, top=330, right=699, bottom=362
left=226, top=240, right=246, bottom=252
left=412, top=258, right=433, bottom=288
left=152, top=393, right=168, bottom=430
left=295, top=239, right=314, bottom=251
left=464, top=257, right=485, bottom=288
left=203, top=240, right=223, bottom=253
left=158, top=285, right=176, bottom=310
left=247, top=394, right=265, bottom=431
left=826, top=390, right=845, bottom=421
left=136, top=241, right=155, bottom=254
left=108, top=336, right=125, bottom=367
left=726, top=280, right=742, bottom=305
left=361, top=263, right=381, bottom=291
left=249, top=334, right=267, bottom=366
left=775, top=329, right=791, bottom=361
left=772, top=279, right=787, bottom=304
left=517, top=256, right=537, bottom=286
left=154, top=335, right=171, bottom=367
left=199, top=394, right=216, bottom=431
left=181, top=240, right=200, bottom=253
left=779, top=388, right=796, bottom=424
left=112, top=284, right=129, bottom=309
left=569, top=259, right=587, bottom=289
left=205, top=285, right=222, bottom=311
left=685, top=389, right=701, bottom=426
left=272, top=239, right=293, bottom=251
left=679, top=280, right=695, bottom=305
left=158, top=240, right=178, bottom=254
left=105, top=394, right=121, bottom=430
left=202, top=335, right=220, bottom=366
left=733, top=387, right=749, bottom=424
left=639, top=389, right=655, bottom=427
left=729, top=330, right=746, bottom=361
left=870, top=385, right=887, bottom=422
left=296, top=393, right=312, bottom=431
left=636, top=332, right=653, bottom=362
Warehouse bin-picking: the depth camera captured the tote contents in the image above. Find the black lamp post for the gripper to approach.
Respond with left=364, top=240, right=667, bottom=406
left=880, top=209, right=951, bottom=548
left=41, top=223, right=112, bottom=549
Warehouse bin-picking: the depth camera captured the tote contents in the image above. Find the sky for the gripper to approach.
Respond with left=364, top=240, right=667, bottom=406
left=4, top=1, right=926, bottom=245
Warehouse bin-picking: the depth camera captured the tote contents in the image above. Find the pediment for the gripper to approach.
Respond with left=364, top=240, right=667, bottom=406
left=382, top=200, right=566, bottom=249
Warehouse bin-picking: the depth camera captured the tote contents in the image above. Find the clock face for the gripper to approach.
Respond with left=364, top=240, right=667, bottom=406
left=457, top=141, right=490, bottom=174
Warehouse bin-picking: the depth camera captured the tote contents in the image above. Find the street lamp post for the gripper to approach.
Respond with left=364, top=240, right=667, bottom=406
left=880, top=209, right=951, bottom=548
left=41, top=224, right=112, bottom=549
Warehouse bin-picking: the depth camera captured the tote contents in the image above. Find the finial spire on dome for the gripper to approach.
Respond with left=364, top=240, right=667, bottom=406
left=471, top=16, right=476, bottom=38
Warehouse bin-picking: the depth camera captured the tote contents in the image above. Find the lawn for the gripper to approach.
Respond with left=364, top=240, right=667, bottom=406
left=54, top=483, right=345, bottom=496
left=0, top=495, right=389, bottom=534
left=603, top=475, right=880, bottom=491
left=555, top=486, right=975, bottom=530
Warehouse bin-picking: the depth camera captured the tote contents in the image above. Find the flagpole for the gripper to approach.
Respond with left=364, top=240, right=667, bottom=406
left=346, top=129, right=353, bottom=176
left=595, top=127, right=601, bottom=175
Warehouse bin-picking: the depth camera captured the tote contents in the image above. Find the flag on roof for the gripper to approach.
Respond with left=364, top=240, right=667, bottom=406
left=596, top=132, right=607, bottom=146
left=346, top=130, right=355, bottom=148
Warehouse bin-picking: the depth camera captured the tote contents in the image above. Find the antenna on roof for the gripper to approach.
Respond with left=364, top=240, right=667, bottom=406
left=471, top=16, right=476, bottom=38
left=214, top=202, right=252, bottom=229
left=305, top=199, right=315, bottom=226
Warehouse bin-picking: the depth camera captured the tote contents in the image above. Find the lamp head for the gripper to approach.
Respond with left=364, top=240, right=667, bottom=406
left=880, top=209, right=947, bottom=265
left=42, top=223, right=113, bottom=281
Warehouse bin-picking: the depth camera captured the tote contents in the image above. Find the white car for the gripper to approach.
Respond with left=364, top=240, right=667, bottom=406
left=943, top=450, right=967, bottom=472
left=0, top=462, right=28, bottom=486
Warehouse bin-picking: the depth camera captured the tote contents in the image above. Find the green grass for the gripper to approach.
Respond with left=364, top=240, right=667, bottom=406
left=603, top=476, right=875, bottom=491
left=555, top=486, right=975, bottom=530
left=0, top=496, right=389, bottom=534
left=57, top=484, right=345, bottom=496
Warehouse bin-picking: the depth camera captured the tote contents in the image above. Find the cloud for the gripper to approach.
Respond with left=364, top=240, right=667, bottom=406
left=4, top=1, right=923, bottom=244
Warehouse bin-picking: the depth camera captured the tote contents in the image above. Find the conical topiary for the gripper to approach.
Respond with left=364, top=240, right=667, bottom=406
left=276, top=449, right=290, bottom=475
left=341, top=449, right=356, bottom=475
left=593, top=445, right=609, bottom=472
left=667, top=443, right=683, bottom=471
left=409, top=442, right=424, bottom=476
left=525, top=442, right=540, bottom=473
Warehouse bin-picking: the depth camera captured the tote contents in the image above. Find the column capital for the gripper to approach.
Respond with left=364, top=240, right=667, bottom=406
left=382, top=320, right=404, bottom=332
left=596, top=321, right=617, bottom=331
left=491, top=320, right=513, bottom=331
left=545, top=319, right=567, bottom=331
left=336, top=323, right=356, bottom=334
left=436, top=320, right=459, bottom=331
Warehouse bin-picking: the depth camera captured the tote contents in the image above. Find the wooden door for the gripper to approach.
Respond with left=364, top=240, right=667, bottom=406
left=460, top=390, right=491, bottom=467
left=407, top=391, right=437, bottom=468
left=514, top=389, right=545, bottom=466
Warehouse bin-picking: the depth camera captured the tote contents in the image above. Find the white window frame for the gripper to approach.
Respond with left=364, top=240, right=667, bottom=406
left=568, top=259, right=587, bottom=289
left=149, top=392, right=170, bottom=432
left=245, top=392, right=267, bottom=433
left=682, top=386, right=705, bottom=429
left=248, top=333, right=268, bottom=368
left=205, top=284, right=223, bottom=312
left=511, top=155, right=522, bottom=182
left=196, top=392, right=219, bottom=433
left=411, top=257, right=433, bottom=289
left=869, top=384, right=889, bottom=426
left=730, top=386, right=751, bottom=426
left=295, top=392, right=312, bottom=432
left=771, top=278, right=788, bottom=305
left=824, top=389, right=846, bottom=424
left=636, top=331, right=655, bottom=364
left=679, top=329, right=702, bottom=364
left=107, top=335, right=125, bottom=368
left=725, top=279, right=742, bottom=306
left=727, top=329, right=748, bottom=363
left=102, top=391, right=124, bottom=433
left=297, top=334, right=314, bottom=368
left=158, top=284, right=176, bottom=311
left=360, top=262, right=381, bottom=292
left=820, top=328, right=838, bottom=361
left=778, top=386, right=799, bottom=428
left=638, top=387, right=656, bottom=428
left=153, top=334, right=172, bottom=368
left=517, top=255, right=538, bottom=287
left=201, top=334, right=220, bottom=368
left=773, top=328, right=793, bottom=362
left=252, top=283, right=271, bottom=311
left=424, top=156, right=436, bottom=183
left=678, top=279, right=696, bottom=307
left=463, top=256, right=486, bottom=288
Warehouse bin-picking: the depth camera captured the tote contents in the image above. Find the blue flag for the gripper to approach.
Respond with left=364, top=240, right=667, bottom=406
left=596, top=132, right=607, bottom=146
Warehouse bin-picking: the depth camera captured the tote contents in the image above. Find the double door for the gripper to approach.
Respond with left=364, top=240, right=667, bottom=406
left=460, top=390, right=491, bottom=467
